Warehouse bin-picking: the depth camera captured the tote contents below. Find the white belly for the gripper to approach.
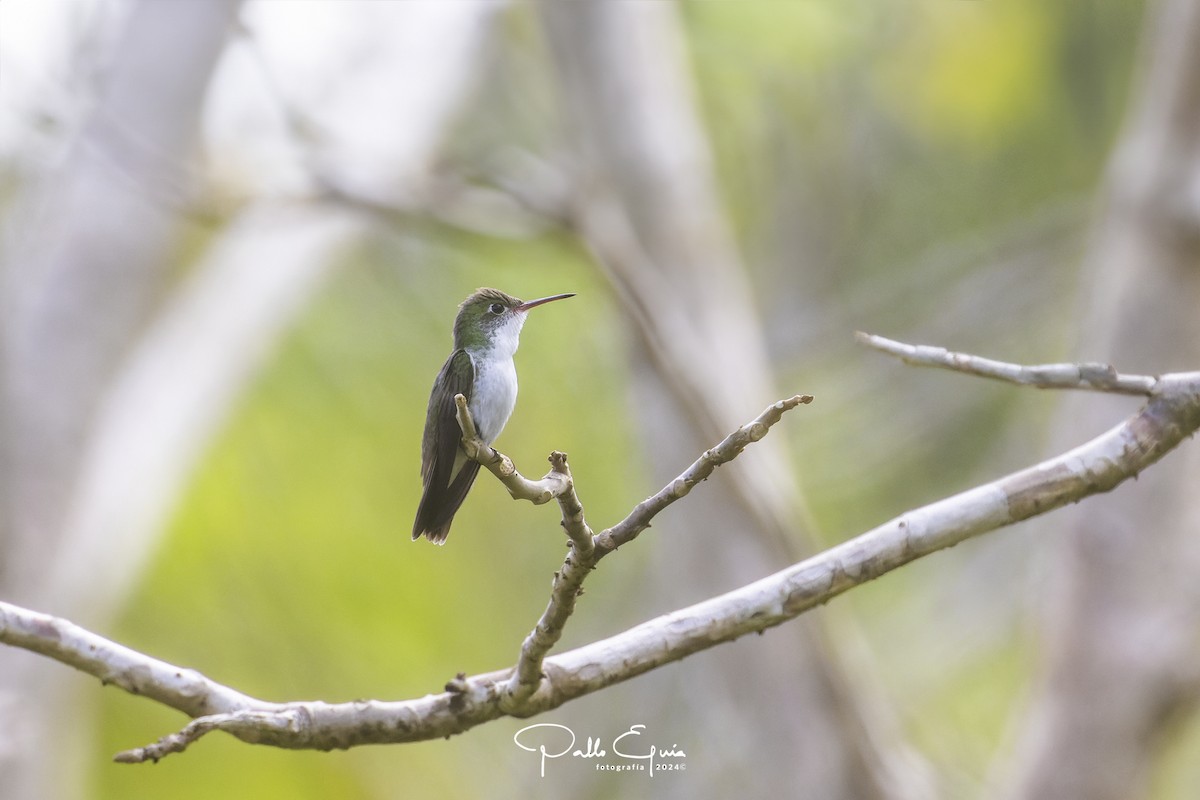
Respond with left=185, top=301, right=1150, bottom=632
left=468, top=353, right=517, bottom=445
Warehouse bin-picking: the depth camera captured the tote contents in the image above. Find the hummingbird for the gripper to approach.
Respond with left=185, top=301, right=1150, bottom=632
left=413, top=287, right=575, bottom=544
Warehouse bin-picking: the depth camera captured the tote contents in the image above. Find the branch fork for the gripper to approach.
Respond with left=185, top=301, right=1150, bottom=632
left=453, top=393, right=568, bottom=504
left=4, top=335, right=1199, bottom=764
left=453, top=391, right=815, bottom=709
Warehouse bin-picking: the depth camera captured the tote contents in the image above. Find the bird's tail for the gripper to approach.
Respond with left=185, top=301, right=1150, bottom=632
left=411, top=461, right=482, bottom=545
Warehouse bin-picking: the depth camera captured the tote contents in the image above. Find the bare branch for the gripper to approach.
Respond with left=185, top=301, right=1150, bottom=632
left=2, top=357, right=1198, bottom=764
left=113, top=710, right=295, bottom=764
left=548, top=452, right=593, bottom=553
left=3, top=391, right=822, bottom=757
left=464, top=393, right=808, bottom=707
left=453, top=394, right=567, bottom=504
left=503, top=451, right=594, bottom=707
left=0, top=601, right=268, bottom=720
left=312, top=173, right=556, bottom=240
left=857, top=332, right=1160, bottom=395
left=454, top=395, right=597, bottom=705
left=594, top=394, right=814, bottom=557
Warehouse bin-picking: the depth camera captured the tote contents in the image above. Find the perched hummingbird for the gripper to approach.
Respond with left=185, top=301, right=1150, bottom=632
left=413, top=288, right=574, bottom=544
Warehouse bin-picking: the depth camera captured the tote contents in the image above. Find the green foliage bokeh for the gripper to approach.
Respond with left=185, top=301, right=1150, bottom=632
left=87, top=2, right=1200, bottom=799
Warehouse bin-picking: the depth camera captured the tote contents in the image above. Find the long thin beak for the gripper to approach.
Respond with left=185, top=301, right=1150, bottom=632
left=515, top=292, right=575, bottom=312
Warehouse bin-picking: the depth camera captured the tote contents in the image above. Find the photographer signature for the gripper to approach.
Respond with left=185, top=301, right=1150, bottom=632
left=513, top=723, right=687, bottom=778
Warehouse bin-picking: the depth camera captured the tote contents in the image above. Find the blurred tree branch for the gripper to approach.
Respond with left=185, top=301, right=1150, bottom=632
left=999, top=0, right=1200, bottom=796
left=0, top=3, right=503, bottom=797
left=857, top=333, right=1161, bottom=395
left=0, top=3, right=245, bottom=796
left=531, top=3, right=929, bottom=796
left=1, top=342, right=1197, bottom=765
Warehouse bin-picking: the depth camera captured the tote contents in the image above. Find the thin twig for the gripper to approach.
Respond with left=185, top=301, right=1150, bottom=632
left=856, top=332, right=1159, bottom=395
left=594, top=394, right=814, bottom=558
left=114, top=710, right=300, bottom=764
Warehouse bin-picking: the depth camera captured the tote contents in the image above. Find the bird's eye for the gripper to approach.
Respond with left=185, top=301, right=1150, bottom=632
left=489, top=303, right=505, bottom=315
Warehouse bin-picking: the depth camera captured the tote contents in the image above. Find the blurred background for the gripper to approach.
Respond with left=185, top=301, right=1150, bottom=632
left=3, top=1, right=1200, bottom=798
